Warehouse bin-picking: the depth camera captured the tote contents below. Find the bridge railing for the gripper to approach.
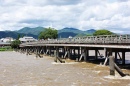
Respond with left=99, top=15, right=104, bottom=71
left=20, top=35, right=130, bottom=47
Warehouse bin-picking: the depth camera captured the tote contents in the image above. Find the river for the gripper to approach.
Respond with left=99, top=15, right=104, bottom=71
left=0, top=51, right=130, bottom=86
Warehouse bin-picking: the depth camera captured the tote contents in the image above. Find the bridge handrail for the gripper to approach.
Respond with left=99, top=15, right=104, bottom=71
left=20, top=35, right=130, bottom=46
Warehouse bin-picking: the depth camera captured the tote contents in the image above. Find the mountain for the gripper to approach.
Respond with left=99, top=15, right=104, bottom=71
left=0, top=31, right=37, bottom=39
left=58, top=27, right=96, bottom=38
left=58, top=27, right=84, bottom=34
left=58, top=32, right=77, bottom=38
left=85, top=29, right=96, bottom=34
left=0, top=27, right=96, bottom=39
left=17, top=26, right=45, bottom=35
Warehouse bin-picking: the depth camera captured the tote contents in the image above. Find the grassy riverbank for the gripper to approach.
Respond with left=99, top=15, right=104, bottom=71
left=0, top=46, right=13, bottom=51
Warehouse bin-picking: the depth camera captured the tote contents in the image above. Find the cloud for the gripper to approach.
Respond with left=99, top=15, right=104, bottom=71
left=118, top=0, right=129, bottom=2
left=0, top=0, right=130, bottom=34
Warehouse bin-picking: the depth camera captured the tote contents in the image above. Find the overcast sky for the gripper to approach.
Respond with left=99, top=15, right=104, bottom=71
left=0, top=0, right=130, bottom=34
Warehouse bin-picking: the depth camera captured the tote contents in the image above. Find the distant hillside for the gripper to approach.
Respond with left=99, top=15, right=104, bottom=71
left=0, top=31, right=37, bottom=39
left=58, top=32, right=77, bottom=38
left=58, top=27, right=96, bottom=38
left=17, top=26, right=45, bottom=35
left=85, top=29, right=96, bottom=34
left=58, top=27, right=84, bottom=34
left=17, top=27, right=96, bottom=38
left=0, top=27, right=96, bottom=39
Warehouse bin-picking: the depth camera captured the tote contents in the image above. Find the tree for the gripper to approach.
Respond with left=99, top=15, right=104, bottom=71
left=93, top=29, right=113, bottom=36
left=17, top=34, right=21, bottom=40
left=11, top=40, right=21, bottom=49
left=38, top=27, right=58, bottom=39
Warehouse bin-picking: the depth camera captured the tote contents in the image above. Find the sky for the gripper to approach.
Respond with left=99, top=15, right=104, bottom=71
left=0, top=0, right=130, bottom=34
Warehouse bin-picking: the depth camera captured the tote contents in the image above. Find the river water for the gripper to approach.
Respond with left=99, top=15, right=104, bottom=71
left=0, top=51, right=130, bottom=86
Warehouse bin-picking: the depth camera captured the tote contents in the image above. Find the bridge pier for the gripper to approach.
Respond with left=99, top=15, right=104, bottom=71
left=86, top=49, right=89, bottom=61
left=122, top=51, right=125, bottom=65
left=48, top=46, right=51, bottom=56
left=115, top=51, right=118, bottom=63
left=84, top=48, right=87, bottom=62
left=95, top=49, right=98, bottom=60
left=104, top=48, right=113, bottom=65
left=67, top=47, right=71, bottom=59
left=109, top=56, right=115, bottom=76
left=78, top=47, right=80, bottom=59
left=54, top=47, right=65, bottom=63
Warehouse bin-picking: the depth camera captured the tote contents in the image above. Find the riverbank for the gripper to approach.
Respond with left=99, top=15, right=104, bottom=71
left=0, top=51, right=130, bottom=86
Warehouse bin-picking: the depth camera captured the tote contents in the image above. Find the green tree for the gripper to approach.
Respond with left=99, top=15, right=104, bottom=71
left=17, top=34, right=21, bottom=40
left=11, top=40, right=21, bottom=49
left=93, top=29, right=113, bottom=36
left=38, top=27, right=58, bottom=39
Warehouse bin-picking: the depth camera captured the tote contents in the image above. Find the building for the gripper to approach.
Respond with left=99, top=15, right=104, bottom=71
left=0, top=37, right=14, bottom=43
left=19, top=36, right=37, bottom=43
left=0, top=41, right=10, bottom=47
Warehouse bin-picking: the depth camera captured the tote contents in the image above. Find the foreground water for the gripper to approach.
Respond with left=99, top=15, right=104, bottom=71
left=0, top=51, right=130, bottom=86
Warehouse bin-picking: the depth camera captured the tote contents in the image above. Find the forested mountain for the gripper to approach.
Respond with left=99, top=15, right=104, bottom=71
left=0, top=31, right=37, bottom=39
left=58, top=27, right=96, bottom=38
left=17, top=26, right=45, bottom=35
left=0, top=27, right=96, bottom=39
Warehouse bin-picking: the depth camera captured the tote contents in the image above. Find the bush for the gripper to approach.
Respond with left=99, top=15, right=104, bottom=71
left=11, top=40, right=21, bottom=49
left=93, top=29, right=113, bottom=36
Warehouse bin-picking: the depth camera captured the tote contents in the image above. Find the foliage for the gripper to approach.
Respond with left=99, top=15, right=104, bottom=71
left=93, top=29, right=113, bottom=36
left=17, top=34, right=21, bottom=40
left=86, top=34, right=93, bottom=36
left=38, top=27, right=58, bottom=39
left=11, top=40, right=21, bottom=49
left=0, top=46, right=13, bottom=51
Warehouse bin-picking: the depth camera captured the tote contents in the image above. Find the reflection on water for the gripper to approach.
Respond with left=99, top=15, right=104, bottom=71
left=0, top=51, right=130, bottom=86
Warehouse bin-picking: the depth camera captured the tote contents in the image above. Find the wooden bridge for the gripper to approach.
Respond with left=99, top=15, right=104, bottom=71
left=19, top=35, right=130, bottom=65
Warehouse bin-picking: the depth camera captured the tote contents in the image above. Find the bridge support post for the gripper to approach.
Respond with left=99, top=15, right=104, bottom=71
left=109, top=56, right=115, bottom=76
left=115, top=51, right=117, bottom=63
left=54, top=50, right=57, bottom=62
left=48, top=46, right=51, bottom=56
left=104, top=48, right=107, bottom=58
left=122, top=51, right=125, bottom=65
left=73, top=48, right=76, bottom=56
left=78, top=47, right=80, bottom=58
left=104, top=48, right=112, bottom=65
left=54, top=47, right=65, bottom=63
left=35, top=47, right=41, bottom=58
left=67, top=47, right=70, bottom=59
left=26, top=47, right=28, bottom=55
left=62, top=47, right=65, bottom=57
left=84, top=48, right=87, bottom=62
left=95, top=49, right=98, bottom=60
left=41, top=47, right=44, bottom=55
left=86, top=49, right=89, bottom=61
left=79, top=47, right=84, bottom=61
left=109, top=56, right=126, bottom=77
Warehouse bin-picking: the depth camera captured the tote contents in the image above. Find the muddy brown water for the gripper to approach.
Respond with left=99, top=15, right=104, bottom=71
left=0, top=51, right=130, bottom=86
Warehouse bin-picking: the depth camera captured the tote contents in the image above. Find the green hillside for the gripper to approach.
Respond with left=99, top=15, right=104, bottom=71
left=58, top=27, right=84, bottom=34
left=0, top=27, right=96, bottom=39
left=17, top=26, right=45, bottom=35
left=58, top=27, right=96, bottom=38
left=0, top=31, right=37, bottom=39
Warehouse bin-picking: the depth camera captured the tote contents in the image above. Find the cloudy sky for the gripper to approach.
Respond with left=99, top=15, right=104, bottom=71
left=0, top=0, right=130, bottom=34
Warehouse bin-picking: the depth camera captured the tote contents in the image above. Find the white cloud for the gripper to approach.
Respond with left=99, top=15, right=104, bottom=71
left=0, top=0, right=130, bottom=34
